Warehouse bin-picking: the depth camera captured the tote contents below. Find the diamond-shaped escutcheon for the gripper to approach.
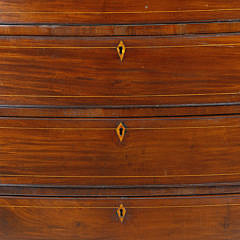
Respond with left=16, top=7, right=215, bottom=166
left=116, top=122, right=126, bottom=142
left=117, top=41, right=126, bottom=62
left=117, top=204, right=126, bottom=223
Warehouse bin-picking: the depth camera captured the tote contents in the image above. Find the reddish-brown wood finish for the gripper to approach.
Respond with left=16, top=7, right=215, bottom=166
left=2, top=184, right=240, bottom=197
left=1, top=116, right=240, bottom=186
left=2, top=22, right=240, bottom=37
left=0, top=195, right=240, bottom=240
left=1, top=34, right=240, bottom=112
left=2, top=0, right=240, bottom=239
left=1, top=104, right=240, bottom=118
left=2, top=0, right=240, bottom=24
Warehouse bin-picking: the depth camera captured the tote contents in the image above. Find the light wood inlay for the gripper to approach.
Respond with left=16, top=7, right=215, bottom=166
left=116, top=41, right=126, bottom=62
left=116, top=122, right=126, bottom=142
left=117, top=204, right=126, bottom=223
left=3, top=8, right=240, bottom=14
left=0, top=92, right=238, bottom=98
left=1, top=203, right=240, bottom=209
left=2, top=172, right=240, bottom=178
left=2, top=42, right=240, bottom=49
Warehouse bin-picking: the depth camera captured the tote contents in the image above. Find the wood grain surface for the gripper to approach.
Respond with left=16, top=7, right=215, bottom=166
left=0, top=195, right=240, bottom=239
left=2, top=1, right=240, bottom=238
left=1, top=21, right=240, bottom=37
left=1, top=34, right=240, bottom=113
left=2, top=183, right=240, bottom=197
left=1, top=0, right=240, bottom=24
left=1, top=104, right=240, bottom=118
left=1, top=116, right=240, bottom=186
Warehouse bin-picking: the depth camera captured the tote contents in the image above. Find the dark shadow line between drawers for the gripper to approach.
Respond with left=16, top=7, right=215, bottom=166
left=1, top=102, right=240, bottom=109
left=2, top=183, right=240, bottom=198
left=1, top=113, right=240, bottom=120
left=1, top=182, right=240, bottom=189
left=0, top=103, right=239, bottom=119
left=2, top=19, right=240, bottom=27
left=1, top=191, right=240, bottom=199
left=2, top=31, right=240, bottom=39
left=1, top=193, right=240, bottom=198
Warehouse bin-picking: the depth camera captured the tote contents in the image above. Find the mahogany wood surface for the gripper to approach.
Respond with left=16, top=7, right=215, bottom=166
left=0, top=116, right=240, bottom=186
left=2, top=21, right=240, bottom=37
left=2, top=0, right=240, bottom=238
left=1, top=104, right=240, bottom=118
left=1, top=34, right=240, bottom=116
left=2, top=0, right=240, bottom=24
left=2, top=184, right=240, bottom=197
left=0, top=195, right=240, bottom=240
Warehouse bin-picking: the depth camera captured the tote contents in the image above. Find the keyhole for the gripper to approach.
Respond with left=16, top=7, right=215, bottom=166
left=116, top=122, right=126, bottom=142
left=119, top=127, right=123, bottom=136
left=119, top=46, right=123, bottom=55
left=117, top=204, right=126, bottom=223
left=117, top=41, right=126, bottom=62
left=119, top=208, right=124, bottom=217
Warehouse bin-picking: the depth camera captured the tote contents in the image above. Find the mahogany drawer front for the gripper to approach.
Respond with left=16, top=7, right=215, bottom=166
left=1, top=195, right=240, bottom=240
left=2, top=34, right=240, bottom=113
left=2, top=116, right=240, bottom=186
left=1, top=0, right=240, bottom=24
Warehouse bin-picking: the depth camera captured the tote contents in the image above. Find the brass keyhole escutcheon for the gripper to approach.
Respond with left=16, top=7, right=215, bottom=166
left=116, top=122, right=126, bottom=142
left=117, top=41, right=126, bottom=62
left=117, top=204, right=126, bottom=223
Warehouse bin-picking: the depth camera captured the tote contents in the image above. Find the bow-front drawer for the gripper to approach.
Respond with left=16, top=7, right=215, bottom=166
left=0, top=195, right=240, bottom=240
left=1, top=115, right=240, bottom=186
left=2, top=34, right=240, bottom=117
left=1, top=0, right=240, bottom=24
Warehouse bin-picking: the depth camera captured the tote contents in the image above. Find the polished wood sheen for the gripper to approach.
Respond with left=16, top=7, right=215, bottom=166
left=1, top=0, right=240, bottom=24
left=1, top=116, right=240, bottom=186
left=0, top=195, right=240, bottom=240
left=3, top=183, right=240, bottom=197
left=1, top=34, right=240, bottom=112
left=1, top=21, right=240, bottom=37
left=2, top=1, right=240, bottom=238
left=1, top=104, right=240, bottom=118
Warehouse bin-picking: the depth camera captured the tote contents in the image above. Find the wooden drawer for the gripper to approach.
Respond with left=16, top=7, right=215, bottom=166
left=1, top=0, right=240, bottom=24
left=1, top=195, right=240, bottom=240
left=2, top=34, right=240, bottom=114
left=2, top=115, right=240, bottom=186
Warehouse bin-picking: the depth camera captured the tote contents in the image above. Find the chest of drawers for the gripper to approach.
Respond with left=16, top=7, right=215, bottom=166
left=2, top=0, right=240, bottom=239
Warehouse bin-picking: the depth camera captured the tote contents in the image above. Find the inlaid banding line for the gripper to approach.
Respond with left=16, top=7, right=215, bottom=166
left=0, top=127, right=115, bottom=130
left=0, top=92, right=238, bottom=98
left=0, top=125, right=239, bottom=130
left=0, top=46, right=115, bottom=49
left=2, top=172, right=240, bottom=178
left=1, top=203, right=240, bottom=209
left=2, top=43, right=240, bottom=49
left=2, top=8, right=240, bottom=14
